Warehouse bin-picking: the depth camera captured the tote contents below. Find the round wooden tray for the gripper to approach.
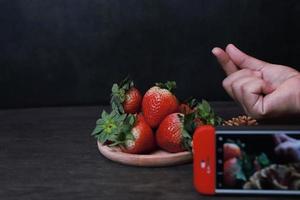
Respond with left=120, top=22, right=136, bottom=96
left=97, top=141, right=193, bottom=167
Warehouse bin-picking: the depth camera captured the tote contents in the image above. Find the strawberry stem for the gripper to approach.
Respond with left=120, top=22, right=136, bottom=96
left=178, top=113, right=196, bottom=151
left=111, top=76, right=135, bottom=114
left=195, top=99, right=223, bottom=126
left=91, top=110, right=137, bottom=145
left=155, top=81, right=176, bottom=92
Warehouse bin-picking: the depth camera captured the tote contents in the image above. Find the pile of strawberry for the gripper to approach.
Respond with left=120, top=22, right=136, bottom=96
left=223, top=141, right=270, bottom=188
left=91, top=78, right=222, bottom=154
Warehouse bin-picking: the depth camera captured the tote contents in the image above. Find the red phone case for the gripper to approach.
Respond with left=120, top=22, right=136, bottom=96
left=193, top=125, right=216, bottom=195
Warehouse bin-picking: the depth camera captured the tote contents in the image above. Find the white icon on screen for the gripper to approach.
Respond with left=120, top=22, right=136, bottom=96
left=200, top=160, right=206, bottom=169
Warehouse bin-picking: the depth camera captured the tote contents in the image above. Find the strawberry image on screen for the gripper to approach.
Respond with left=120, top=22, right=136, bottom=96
left=221, top=134, right=300, bottom=190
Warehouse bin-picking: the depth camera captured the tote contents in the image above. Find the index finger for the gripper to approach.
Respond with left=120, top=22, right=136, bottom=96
left=273, top=134, right=282, bottom=145
left=226, top=44, right=267, bottom=71
left=212, top=47, right=239, bottom=75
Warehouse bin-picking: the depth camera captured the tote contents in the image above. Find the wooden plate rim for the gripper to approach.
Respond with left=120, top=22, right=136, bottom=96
left=97, top=141, right=193, bottom=167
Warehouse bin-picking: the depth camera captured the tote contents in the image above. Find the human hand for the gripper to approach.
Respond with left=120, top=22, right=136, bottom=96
left=274, top=134, right=300, bottom=162
left=212, top=44, right=300, bottom=119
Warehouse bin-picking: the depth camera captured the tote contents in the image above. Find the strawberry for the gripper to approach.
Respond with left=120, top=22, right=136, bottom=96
left=179, top=99, right=222, bottom=127
left=156, top=113, right=194, bottom=153
left=111, top=77, right=142, bottom=114
left=142, top=81, right=179, bottom=128
left=178, top=103, right=194, bottom=115
left=123, top=87, right=142, bottom=114
left=193, top=117, right=205, bottom=127
left=223, top=143, right=241, bottom=161
left=223, top=157, right=241, bottom=187
left=179, top=98, right=197, bottom=115
left=92, top=111, right=155, bottom=154
left=120, top=114, right=155, bottom=154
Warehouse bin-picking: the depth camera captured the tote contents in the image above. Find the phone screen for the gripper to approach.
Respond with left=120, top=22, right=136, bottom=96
left=215, top=130, right=300, bottom=195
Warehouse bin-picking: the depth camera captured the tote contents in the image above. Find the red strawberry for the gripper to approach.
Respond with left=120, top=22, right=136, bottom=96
left=92, top=110, right=155, bottom=154
left=178, top=103, right=194, bottom=115
left=223, top=157, right=241, bottom=187
left=111, top=77, right=142, bottom=114
left=193, top=117, right=205, bottom=127
left=123, top=87, right=142, bottom=114
left=179, top=99, right=223, bottom=126
left=223, top=143, right=241, bottom=161
left=120, top=114, right=155, bottom=154
left=156, top=113, right=192, bottom=153
left=142, top=81, right=179, bottom=128
left=179, top=98, right=197, bottom=115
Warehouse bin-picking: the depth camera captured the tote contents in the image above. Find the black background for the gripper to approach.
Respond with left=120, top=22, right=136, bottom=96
left=1, top=0, right=300, bottom=108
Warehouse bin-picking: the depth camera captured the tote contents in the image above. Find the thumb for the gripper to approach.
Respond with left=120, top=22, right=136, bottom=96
left=225, top=44, right=268, bottom=71
left=240, top=77, right=274, bottom=119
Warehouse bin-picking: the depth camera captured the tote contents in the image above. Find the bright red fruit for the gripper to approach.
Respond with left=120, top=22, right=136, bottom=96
left=223, top=143, right=241, bottom=161
left=111, top=78, right=142, bottom=114
left=156, top=113, right=190, bottom=153
left=178, top=103, right=194, bottom=115
left=121, top=114, right=155, bottom=154
left=142, top=81, right=179, bottom=128
left=123, top=87, right=142, bottom=114
left=223, top=157, right=241, bottom=187
left=193, top=117, right=204, bottom=127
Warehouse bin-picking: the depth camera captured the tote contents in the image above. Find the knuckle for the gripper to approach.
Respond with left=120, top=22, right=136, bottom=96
left=240, top=69, right=251, bottom=74
left=231, top=80, right=241, bottom=91
left=222, top=78, right=231, bottom=89
left=240, top=84, right=248, bottom=94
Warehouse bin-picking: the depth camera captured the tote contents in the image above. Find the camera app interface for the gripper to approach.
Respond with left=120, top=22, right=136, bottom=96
left=216, top=133, right=300, bottom=191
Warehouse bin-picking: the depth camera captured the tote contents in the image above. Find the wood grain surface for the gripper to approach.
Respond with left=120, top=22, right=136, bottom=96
left=0, top=103, right=296, bottom=200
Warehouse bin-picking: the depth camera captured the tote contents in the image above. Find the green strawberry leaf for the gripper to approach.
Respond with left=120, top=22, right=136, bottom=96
left=125, top=132, right=135, bottom=141
left=183, top=112, right=196, bottom=133
left=195, top=99, right=223, bottom=126
left=181, top=97, right=198, bottom=108
left=127, top=114, right=136, bottom=126
left=257, top=153, right=270, bottom=168
left=209, top=118, right=215, bottom=125
left=110, top=77, right=135, bottom=114
left=202, top=100, right=211, bottom=113
left=178, top=113, right=194, bottom=151
left=91, top=125, right=103, bottom=136
left=188, top=98, right=198, bottom=108
left=110, top=114, right=136, bottom=146
left=240, top=150, right=258, bottom=179
left=91, top=109, right=138, bottom=148
left=182, top=129, right=192, bottom=151
left=155, top=81, right=176, bottom=93
left=119, top=76, right=134, bottom=90
left=91, top=110, right=127, bottom=144
left=108, top=141, right=124, bottom=147
left=101, top=110, right=108, bottom=119
left=235, top=167, right=247, bottom=182
left=111, top=84, right=119, bottom=93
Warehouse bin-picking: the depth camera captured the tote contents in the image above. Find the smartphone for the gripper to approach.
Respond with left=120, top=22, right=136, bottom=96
left=193, top=125, right=300, bottom=195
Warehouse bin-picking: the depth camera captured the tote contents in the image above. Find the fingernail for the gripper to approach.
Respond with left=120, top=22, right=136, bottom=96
left=226, top=44, right=235, bottom=51
left=211, top=48, right=219, bottom=55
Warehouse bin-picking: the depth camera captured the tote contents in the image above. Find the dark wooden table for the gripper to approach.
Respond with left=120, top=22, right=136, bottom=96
left=0, top=103, right=297, bottom=200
